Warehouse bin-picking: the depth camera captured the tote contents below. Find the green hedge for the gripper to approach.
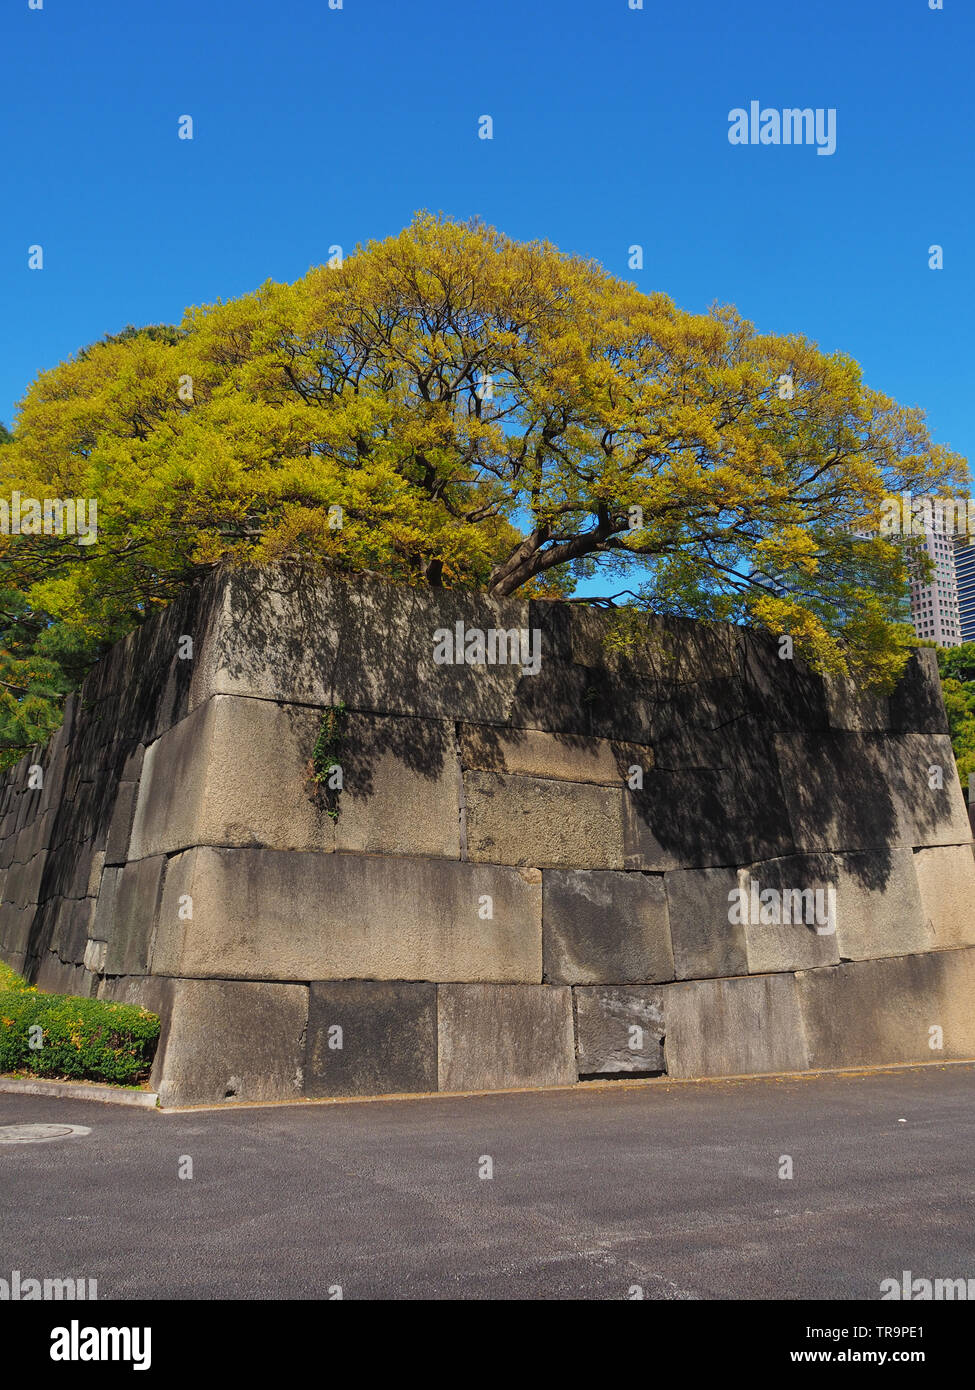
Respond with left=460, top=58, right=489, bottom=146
left=0, top=965, right=160, bottom=1085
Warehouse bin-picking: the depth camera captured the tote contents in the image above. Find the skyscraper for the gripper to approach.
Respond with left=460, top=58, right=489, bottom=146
left=908, top=526, right=962, bottom=647
left=952, top=534, right=975, bottom=643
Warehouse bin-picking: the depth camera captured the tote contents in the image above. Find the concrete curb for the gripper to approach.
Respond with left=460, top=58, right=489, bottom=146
left=158, top=1055, right=975, bottom=1114
left=0, top=1077, right=159, bottom=1108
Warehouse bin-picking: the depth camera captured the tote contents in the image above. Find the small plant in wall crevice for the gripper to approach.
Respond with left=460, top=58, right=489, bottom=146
left=308, top=703, right=347, bottom=822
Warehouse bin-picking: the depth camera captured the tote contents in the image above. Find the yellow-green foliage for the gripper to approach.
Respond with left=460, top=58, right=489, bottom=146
left=0, top=960, right=33, bottom=994
left=1, top=211, right=968, bottom=741
left=0, top=967, right=160, bottom=1085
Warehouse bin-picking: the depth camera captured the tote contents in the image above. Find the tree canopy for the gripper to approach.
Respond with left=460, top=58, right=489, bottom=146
left=937, top=642, right=975, bottom=789
left=0, top=212, right=968, bottom=763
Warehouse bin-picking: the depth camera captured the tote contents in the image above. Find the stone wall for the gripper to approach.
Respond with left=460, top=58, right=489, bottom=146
left=2, top=563, right=974, bottom=1105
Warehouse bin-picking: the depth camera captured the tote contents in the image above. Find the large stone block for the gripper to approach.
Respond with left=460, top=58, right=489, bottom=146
left=32, top=953, right=96, bottom=998
left=887, top=648, right=950, bottom=735
left=4, top=851, right=48, bottom=909
left=740, top=630, right=831, bottom=732
left=663, top=973, right=810, bottom=1078
left=188, top=564, right=533, bottom=726
left=775, top=731, right=970, bottom=853
left=53, top=897, right=96, bottom=965
left=91, top=865, right=122, bottom=942
left=624, top=764, right=793, bottom=871
left=912, top=845, right=975, bottom=949
left=458, top=724, right=648, bottom=785
left=0, top=903, right=34, bottom=957
left=464, top=770, right=624, bottom=867
left=154, top=847, right=542, bottom=982
left=304, top=981, right=438, bottom=1097
left=542, top=869, right=673, bottom=984
left=831, top=848, right=933, bottom=961
left=774, top=731, right=901, bottom=852
left=796, top=948, right=975, bottom=1068
left=151, top=979, right=309, bottom=1107
left=104, top=855, right=167, bottom=976
left=664, top=866, right=747, bottom=980
left=437, top=983, right=575, bottom=1091
left=573, top=986, right=666, bottom=1075
left=104, top=782, right=140, bottom=866
left=737, top=854, right=841, bottom=973
left=333, top=712, right=461, bottom=858
left=822, top=675, right=889, bottom=733
left=129, top=696, right=461, bottom=860
left=569, top=606, right=740, bottom=686
left=893, top=734, right=972, bottom=847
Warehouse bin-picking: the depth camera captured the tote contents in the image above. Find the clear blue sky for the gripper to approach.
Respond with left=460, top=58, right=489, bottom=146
left=2, top=0, right=972, bottom=481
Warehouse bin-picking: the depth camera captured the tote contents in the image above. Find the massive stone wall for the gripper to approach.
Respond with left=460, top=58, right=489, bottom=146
left=1, top=563, right=974, bottom=1105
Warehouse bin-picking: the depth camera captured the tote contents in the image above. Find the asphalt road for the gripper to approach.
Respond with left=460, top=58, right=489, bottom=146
left=1, top=1064, right=974, bottom=1300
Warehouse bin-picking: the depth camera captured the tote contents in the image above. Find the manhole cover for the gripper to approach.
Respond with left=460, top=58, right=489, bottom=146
left=0, top=1124, right=91, bottom=1144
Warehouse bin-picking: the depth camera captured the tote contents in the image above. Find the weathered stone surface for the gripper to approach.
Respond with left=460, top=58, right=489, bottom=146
left=663, top=973, right=810, bottom=1078
left=129, top=697, right=303, bottom=858
left=775, top=731, right=970, bottom=853
left=83, top=938, right=107, bottom=973
left=10, top=808, right=54, bottom=867
left=91, top=866, right=122, bottom=942
left=543, top=869, right=673, bottom=984
left=887, top=648, right=949, bottom=735
left=774, top=732, right=900, bottom=852
left=740, top=630, right=831, bottom=732
left=129, top=696, right=461, bottom=861
left=104, top=782, right=140, bottom=866
left=151, top=979, right=309, bottom=1107
left=822, top=675, right=889, bottom=733
left=737, top=854, right=841, bottom=973
left=4, top=851, right=48, bottom=908
left=831, top=848, right=932, bottom=962
left=304, top=981, right=438, bottom=1097
left=0, top=904, right=33, bottom=957
left=797, top=948, right=975, bottom=1068
left=104, top=855, right=167, bottom=976
left=464, top=771, right=624, bottom=867
left=573, top=986, right=666, bottom=1075
left=333, top=712, right=461, bottom=858
left=912, top=845, right=975, bottom=949
left=188, top=565, right=532, bottom=725
left=0, top=564, right=969, bottom=1102
left=154, top=848, right=542, bottom=982
left=458, top=724, right=648, bottom=786
left=53, top=897, right=96, bottom=964
left=86, top=849, right=106, bottom=898
left=32, top=952, right=95, bottom=997
left=893, top=734, right=972, bottom=847
left=664, top=866, right=747, bottom=980
left=624, top=720, right=794, bottom=868
left=569, top=607, right=740, bottom=685
left=437, top=983, right=575, bottom=1091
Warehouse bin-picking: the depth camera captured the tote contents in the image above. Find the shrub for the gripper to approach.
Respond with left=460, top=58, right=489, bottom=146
left=0, top=973, right=160, bottom=1085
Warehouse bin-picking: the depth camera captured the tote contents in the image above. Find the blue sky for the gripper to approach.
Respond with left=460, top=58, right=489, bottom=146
left=2, top=0, right=971, bottom=485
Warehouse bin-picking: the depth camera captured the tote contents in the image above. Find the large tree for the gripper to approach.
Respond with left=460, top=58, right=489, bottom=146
left=0, top=212, right=967, bottom=762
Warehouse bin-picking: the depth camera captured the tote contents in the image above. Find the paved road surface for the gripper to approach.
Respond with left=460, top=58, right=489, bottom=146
left=2, top=1064, right=973, bottom=1300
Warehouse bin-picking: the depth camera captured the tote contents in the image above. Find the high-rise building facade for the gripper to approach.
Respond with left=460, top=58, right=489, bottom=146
left=952, top=535, right=975, bottom=643
left=909, top=527, right=962, bottom=646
